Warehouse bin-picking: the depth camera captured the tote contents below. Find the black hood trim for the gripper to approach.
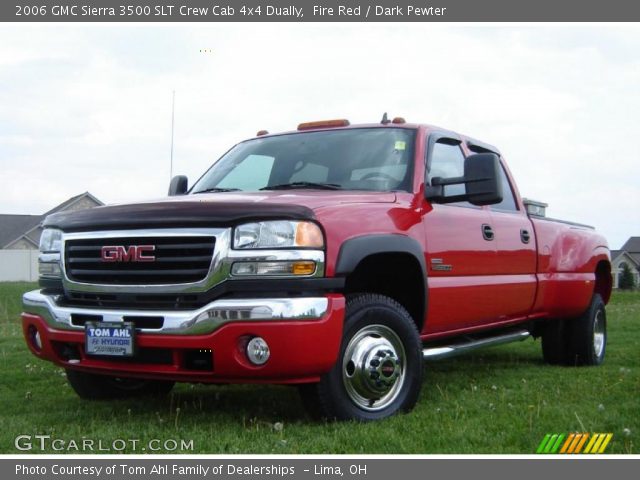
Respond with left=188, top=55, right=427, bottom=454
left=43, top=201, right=316, bottom=232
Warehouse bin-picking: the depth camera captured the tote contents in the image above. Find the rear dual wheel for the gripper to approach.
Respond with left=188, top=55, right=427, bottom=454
left=541, top=293, right=607, bottom=366
left=299, top=294, right=423, bottom=421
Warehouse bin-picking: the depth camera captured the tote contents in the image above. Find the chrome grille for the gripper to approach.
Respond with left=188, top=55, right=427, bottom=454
left=64, top=236, right=215, bottom=285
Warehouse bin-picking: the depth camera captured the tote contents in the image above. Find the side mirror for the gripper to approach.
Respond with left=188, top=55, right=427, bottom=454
left=425, top=153, right=503, bottom=206
left=168, top=175, right=188, bottom=196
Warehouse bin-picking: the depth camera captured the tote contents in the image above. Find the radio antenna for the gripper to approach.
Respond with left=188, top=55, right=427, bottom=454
left=169, top=90, right=176, bottom=180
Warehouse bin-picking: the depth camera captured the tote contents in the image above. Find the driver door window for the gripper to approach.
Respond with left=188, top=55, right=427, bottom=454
left=423, top=136, right=501, bottom=332
left=428, top=141, right=471, bottom=207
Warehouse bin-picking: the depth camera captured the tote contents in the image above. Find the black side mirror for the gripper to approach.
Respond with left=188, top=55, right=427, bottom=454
left=426, top=153, right=503, bottom=206
left=462, top=153, right=503, bottom=205
left=168, top=175, right=188, bottom=196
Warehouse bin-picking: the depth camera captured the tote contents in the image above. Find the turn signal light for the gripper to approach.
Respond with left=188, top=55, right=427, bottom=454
left=295, top=222, right=323, bottom=248
left=297, top=119, right=350, bottom=131
left=231, top=261, right=317, bottom=276
left=291, top=261, right=316, bottom=276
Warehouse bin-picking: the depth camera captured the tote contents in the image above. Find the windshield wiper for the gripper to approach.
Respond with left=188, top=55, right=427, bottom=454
left=193, top=187, right=242, bottom=194
left=260, top=182, right=342, bottom=191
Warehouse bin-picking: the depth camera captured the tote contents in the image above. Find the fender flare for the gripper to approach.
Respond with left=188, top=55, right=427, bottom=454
left=335, top=234, right=428, bottom=326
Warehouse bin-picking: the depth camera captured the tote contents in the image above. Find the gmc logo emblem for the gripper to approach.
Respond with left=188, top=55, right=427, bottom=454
left=100, top=245, right=156, bottom=263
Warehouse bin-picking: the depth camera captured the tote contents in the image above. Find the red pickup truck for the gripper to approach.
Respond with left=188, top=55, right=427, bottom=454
left=22, top=117, right=612, bottom=421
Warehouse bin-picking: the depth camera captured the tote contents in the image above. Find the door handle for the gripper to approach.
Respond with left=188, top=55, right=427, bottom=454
left=520, top=229, right=531, bottom=244
left=482, top=224, right=494, bottom=241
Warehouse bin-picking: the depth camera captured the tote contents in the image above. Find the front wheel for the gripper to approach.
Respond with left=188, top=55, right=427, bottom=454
left=299, top=294, right=423, bottom=421
left=66, top=370, right=175, bottom=400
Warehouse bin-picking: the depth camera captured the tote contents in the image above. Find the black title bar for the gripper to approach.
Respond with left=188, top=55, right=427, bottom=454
left=3, top=0, right=640, bottom=22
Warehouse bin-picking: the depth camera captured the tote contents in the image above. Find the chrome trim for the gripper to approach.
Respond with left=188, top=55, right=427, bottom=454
left=61, top=228, right=228, bottom=294
left=593, top=309, right=605, bottom=358
left=422, top=330, right=531, bottom=361
left=23, top=289, right=329, bottom=336
left=59, top=228, right=325, bottom=294
left=342, top=324, right=406, bottom=412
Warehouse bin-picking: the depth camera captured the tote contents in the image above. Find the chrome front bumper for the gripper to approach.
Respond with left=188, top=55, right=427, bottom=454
left=22, top=290, right=329, bottom=336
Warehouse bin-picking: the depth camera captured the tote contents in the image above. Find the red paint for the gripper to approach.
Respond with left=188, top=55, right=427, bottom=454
left=22, top=122, right=611, bottom=381
left=21, top=295, right=345, bottom=384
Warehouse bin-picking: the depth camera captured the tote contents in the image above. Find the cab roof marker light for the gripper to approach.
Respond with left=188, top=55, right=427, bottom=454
left=297, top=119, right=350, bottom=131
left=256, top=130, right=269, bottom=136
left=392, top=117, right=406, bottom=124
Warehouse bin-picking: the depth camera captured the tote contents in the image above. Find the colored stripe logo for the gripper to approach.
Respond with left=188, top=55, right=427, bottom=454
left=537, top=433, right=613, bottom=454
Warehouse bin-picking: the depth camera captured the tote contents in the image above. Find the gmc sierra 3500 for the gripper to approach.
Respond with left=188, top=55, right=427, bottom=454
left=21, top=117, right=612, bottom=421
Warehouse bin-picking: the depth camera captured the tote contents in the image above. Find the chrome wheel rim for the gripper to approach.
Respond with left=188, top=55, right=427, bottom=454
left=593, top=309, right=605, bottom=357
left=342, top=324, right=406, bottom=412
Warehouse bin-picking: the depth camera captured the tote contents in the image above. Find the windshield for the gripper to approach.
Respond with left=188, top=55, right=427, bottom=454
left=191, top=128, right=416, bottom=193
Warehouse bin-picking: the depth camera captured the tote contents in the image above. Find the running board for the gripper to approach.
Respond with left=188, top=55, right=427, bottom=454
left=422, top=329, right=531, bottom=361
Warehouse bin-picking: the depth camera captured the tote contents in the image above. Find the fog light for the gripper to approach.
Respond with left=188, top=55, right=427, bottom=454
left=28, top=326, right=42, bottom=351
left=246, top=337, right=270, bottom=365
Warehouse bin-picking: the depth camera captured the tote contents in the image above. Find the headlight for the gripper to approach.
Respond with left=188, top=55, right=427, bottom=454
left=39, top=228, right=62, bottom=253
left=39, top=228, right=63, bottom=279
left=233, top=221, right=323, bottom=249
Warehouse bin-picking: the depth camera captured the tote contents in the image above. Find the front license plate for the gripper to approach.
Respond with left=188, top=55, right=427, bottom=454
left=85, top=322, right=135, bottom=357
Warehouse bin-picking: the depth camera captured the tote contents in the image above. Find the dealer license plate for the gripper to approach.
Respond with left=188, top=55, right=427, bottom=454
left=85, top=322, right=135, bottom=357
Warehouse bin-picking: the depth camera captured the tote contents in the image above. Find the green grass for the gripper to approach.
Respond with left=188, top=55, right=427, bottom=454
left=1, top=282, right=638, bottom=454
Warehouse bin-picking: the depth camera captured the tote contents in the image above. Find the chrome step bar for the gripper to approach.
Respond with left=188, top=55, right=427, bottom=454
left=423, top=329, right=531, bottom=361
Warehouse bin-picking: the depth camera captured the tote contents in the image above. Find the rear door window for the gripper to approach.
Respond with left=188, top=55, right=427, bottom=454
left=490, top=165, right=519, bottom=212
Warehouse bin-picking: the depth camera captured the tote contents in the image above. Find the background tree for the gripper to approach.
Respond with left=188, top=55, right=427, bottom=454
left=618, top=263, right=636, bottom=290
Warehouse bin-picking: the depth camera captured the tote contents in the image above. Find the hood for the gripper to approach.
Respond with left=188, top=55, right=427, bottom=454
left=43, top=191, right=397, bottom=232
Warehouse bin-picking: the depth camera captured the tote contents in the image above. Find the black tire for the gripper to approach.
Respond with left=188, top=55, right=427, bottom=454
left=66, top=370, right=175, bottom=400
left=298, top=294, right=423, bottom=421
left=541, top=319, right=571, bottom=365
left=298, top=383, right=324, bottom=420
left=566, top=293, right=607, bottom=366
left=539, top=294, right=607, bottom=367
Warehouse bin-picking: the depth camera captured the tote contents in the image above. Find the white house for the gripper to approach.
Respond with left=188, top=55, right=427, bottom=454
left=0, top=192, right=103, bottom=281
left=610, top=237, right=640, bottom=289
left=0, top=192, right=103, bottom=250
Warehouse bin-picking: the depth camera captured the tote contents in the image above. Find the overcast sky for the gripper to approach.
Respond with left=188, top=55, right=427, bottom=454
left=0, top=24, right=638, bottom=249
